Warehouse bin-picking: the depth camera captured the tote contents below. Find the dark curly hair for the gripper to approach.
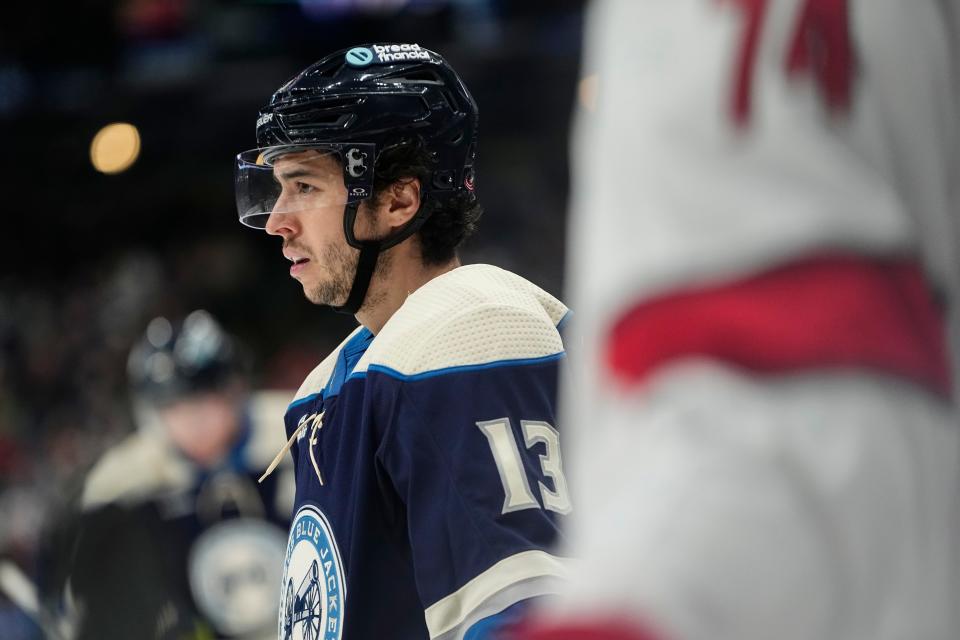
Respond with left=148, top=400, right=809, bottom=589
left=368, top=136, right=482, bottom=265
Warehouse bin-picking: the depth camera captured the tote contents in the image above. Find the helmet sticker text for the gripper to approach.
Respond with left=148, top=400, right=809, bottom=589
left=345, top=44, right=431, bottom=67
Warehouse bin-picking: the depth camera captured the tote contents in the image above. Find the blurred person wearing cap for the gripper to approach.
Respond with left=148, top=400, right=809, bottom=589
left=235, top=43, right=570, bottom=640
left=519, top=1, right=960, bottom=640
left=69, top=310, right=295, bottom=639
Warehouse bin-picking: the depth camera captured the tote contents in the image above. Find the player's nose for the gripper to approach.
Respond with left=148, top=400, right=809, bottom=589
left=265, top=209, right=296, bottom=238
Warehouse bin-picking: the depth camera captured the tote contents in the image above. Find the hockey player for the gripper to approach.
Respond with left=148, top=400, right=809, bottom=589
left=236, top=44, right=571, bottom=640
left=74, top=310, right=295, bottom=639
left=521, top=1, right=960, bottom=640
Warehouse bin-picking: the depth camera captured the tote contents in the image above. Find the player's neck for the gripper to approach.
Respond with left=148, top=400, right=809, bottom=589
left=356, top=247, right=460, bottom=335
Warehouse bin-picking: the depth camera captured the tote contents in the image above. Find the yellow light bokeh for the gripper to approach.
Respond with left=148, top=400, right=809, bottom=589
left=90, top=122, right=141, bottom=174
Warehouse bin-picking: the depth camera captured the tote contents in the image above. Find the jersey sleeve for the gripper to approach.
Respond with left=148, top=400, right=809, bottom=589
left=370, top=305, right=570, bottom=640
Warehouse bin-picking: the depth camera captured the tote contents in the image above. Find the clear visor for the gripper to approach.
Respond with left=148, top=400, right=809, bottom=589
left=234, top=144, right=375, bottom=229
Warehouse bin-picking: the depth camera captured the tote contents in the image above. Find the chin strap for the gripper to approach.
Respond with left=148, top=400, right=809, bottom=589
left=332, top=240, right=381, bottom=315
left=330, top=200, right=431, bottom=316
left=332, top=202, right=380, bottom=315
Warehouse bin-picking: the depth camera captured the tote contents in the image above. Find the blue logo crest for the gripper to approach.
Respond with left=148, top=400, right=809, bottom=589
left=345, top=47, right=374, bottom=67
left=279, top=505, right=346, bottom=640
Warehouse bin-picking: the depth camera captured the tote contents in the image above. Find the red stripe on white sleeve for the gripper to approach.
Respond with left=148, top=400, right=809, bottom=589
left=606, top=254, right=952, bottom=396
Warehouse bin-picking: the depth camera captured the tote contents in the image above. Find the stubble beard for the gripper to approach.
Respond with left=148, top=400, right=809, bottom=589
left=305, top=241, right=391, bottom=310
left=304, top=240, right=353, bottom=306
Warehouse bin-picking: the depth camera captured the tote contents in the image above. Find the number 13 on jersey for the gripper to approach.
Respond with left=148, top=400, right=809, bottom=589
left=477, top=418, right=572, bottom=515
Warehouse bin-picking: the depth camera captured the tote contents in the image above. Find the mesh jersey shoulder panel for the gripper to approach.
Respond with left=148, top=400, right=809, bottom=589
left=355, top=264, right=568, bottom=377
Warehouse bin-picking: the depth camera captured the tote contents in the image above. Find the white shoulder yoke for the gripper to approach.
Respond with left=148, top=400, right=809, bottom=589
left=356, top=264, right=568, bottom=378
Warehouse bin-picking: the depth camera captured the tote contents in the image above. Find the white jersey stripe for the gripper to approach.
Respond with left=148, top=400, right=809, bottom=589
left=424, top=550, right=568, bottom=639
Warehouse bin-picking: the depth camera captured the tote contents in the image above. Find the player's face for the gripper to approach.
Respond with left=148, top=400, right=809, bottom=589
left=264, top=151, right=373, bottom=307
left=159, top=392, right=240, bottom=467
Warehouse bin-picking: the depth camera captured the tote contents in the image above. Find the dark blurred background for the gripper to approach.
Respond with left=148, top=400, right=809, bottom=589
left=0, top=0, right=586, bottom=634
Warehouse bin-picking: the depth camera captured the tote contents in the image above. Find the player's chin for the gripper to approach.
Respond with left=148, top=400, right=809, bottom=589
left=304, top=281, right=348, bottom=308
left=303, top=286, right=327, bottom=306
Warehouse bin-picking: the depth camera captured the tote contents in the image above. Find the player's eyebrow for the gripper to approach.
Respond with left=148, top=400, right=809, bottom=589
left=276, top=168, right=315, bottom=181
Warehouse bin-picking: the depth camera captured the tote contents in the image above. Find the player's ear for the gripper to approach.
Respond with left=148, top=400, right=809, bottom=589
left=381, top=177, right=421, bottom=230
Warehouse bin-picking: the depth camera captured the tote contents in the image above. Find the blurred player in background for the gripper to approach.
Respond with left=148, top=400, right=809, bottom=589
left=237, top=44, right=570, bottom=640
left=69, top=310, right=294, bottom=639
left=522, top=1, right=960, bottom=639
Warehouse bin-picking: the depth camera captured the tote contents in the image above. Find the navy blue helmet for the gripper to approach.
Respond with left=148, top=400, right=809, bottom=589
left=128, top=310, right=245, bottom=406
left=255, top=43, right=478, bottom=206
left=236, top=43, right=480, bottom=314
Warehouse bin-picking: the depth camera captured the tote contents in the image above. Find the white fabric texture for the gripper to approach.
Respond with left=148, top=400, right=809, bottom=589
left=551, top=1, right=960, bottom=638
left=356, top=263, right=567, bottom=376
left=570, top=0, right=960, bottom=302
left=555, top=364, right=960, bottom=640
left=568, top=0, right=960, bottom=392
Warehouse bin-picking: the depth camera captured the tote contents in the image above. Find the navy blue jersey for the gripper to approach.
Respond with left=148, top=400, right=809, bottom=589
left=278, top=265, right=571, bottom=640
left=77, top=391, right=296, bottom=638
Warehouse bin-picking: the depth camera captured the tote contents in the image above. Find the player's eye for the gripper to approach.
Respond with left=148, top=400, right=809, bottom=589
left=295, top=181, right=315, bottom=195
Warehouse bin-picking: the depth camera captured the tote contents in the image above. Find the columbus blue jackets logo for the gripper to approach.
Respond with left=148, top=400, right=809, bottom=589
left=189, top=518, right=287, bottom=637
left=279, top=505, right=346, bottom=640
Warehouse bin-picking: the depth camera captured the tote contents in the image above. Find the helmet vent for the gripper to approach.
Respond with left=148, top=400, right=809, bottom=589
left=306, top=58, right=345, bottom=79
left=282, top=111, right=352, bottom=128
left=385, top=69, right=443, bottom=84
left=282, top=96, right=363, bottom=113
left=439, top=88, right=464, bottom=114
left=278, top=97, right=364, bottom=129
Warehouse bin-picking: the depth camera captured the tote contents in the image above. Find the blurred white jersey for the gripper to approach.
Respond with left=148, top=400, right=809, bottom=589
left=569, top=0, right=960, bottom=326
left=531, top=2, right=960, bottom=640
